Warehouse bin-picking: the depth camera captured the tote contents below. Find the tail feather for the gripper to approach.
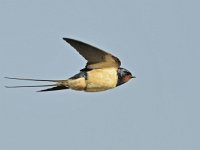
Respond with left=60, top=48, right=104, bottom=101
left=5, top=77, right=69, bottom=92
left=5, top=84, right=56, bottom=88
left=4, top=77, right=59, bottom=82
left=37, top=86, right=69, bottom=92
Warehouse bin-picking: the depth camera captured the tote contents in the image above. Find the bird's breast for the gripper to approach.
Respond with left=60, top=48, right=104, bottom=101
left=85, top=68, right=118, bottom=92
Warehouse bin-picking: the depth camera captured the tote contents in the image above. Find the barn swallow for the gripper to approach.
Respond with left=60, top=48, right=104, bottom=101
left=5, top=38, right=135, bottom=92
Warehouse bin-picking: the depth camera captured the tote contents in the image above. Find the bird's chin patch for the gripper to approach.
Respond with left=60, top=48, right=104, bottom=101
left=123, top=75, right=133, bottom=83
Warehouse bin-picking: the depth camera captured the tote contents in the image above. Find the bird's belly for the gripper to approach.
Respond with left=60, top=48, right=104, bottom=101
left=67, top=77, right=86, bottom=91
left=85, top=68, right=118, bottom=92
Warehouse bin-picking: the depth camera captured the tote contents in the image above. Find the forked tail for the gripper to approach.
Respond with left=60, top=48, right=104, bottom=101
left=4, top=77, right=69, bottom=92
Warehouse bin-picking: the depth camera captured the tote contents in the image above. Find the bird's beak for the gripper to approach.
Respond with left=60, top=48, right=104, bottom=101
left=131, top=76, right=136, bottom=78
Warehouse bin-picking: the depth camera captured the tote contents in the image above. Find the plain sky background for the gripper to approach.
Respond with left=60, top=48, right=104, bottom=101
left=0, top=0, right=200, bottom=150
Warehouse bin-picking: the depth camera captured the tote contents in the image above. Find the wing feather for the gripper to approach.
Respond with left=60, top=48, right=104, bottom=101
left=63, top=38, right=121, bottom=69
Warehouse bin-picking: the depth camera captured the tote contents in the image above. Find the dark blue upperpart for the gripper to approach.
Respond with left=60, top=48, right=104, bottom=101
left=70, top=71, right=88, bottom=80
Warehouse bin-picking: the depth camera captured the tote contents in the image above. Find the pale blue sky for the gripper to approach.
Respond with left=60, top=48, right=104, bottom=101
left=1, top=0, right=200, bottom=150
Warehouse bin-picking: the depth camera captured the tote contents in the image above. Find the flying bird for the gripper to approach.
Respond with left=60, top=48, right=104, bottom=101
left=5, top=38, right=135, bottom=92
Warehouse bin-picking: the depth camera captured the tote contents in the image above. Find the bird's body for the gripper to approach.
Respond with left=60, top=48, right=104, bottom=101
left=5, top=38, right=135, bottom=92
left=67, top=67, right=118, bottom=92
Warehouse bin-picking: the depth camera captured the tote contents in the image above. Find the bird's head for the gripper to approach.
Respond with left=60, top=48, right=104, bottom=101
left=117, top=68, right=135, bottom=86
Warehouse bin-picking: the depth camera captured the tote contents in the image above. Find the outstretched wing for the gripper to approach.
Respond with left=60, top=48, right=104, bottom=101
left=63, top=38, right=121, bottom=69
